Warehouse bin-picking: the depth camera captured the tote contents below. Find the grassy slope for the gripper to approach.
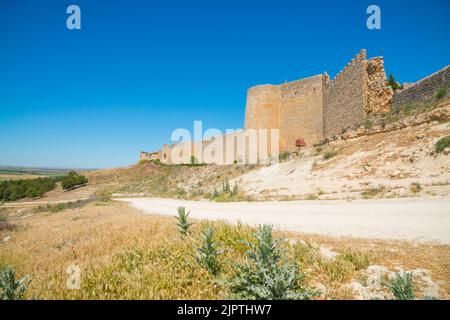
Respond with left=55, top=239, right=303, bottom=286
left=1, top=201, right=448, bottom=299
left=87, top=161, right=259, bottom=200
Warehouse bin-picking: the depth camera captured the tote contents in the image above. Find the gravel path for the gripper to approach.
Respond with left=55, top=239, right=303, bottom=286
left=117, top=197, right=450, bottom=244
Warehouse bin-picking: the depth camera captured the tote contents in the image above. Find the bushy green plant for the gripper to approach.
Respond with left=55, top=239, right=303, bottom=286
left=226, top=225, right=316, bottom=300
left=435, top=136, right=450, bottom=153
left=223, top=179, right=231, bottom=194
left=210, top=179, right=239, bottom=202
left=435, top=87, right=447, bottom=100
left=341, top=251, right=371, bottom=271
left=61, top=171, right=88, bottom=190
left=386, top=272, right=415, bottom=300
left=279, top=152, right=291, bottom=161
left=362, top=185, right=386, bottom=199
left=0, top=266, right=32, bottom=300
left=410, top=182, right=422, bottom=194
left=176, top=207, right=192, bottom=238
left=387, top=73, right=401, bottom=91
left=196, top=227, right=222, bottom=275
left=323, top=150, right=337, bottom=160
left=364, top=119, right=373, bottom=129
left=0, top=177, right=56, bottom=202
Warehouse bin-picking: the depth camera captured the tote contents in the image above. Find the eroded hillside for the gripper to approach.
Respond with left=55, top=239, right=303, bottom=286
left=234, top=102, right=450, bottom=200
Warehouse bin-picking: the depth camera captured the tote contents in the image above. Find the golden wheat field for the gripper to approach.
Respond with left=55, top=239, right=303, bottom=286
left=0, top=200, right=449, bottom=300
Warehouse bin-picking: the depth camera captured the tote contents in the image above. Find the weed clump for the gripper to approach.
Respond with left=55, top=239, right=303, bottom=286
left=196, top=227, right=222, bottom=276
left=362, top=185, right=386, bottom=199
left=279, top=152, right=291, bottom=162
left=410, top=182, right=422, bottom=194
left=226, top=225, right=317, bottom=300
left=386, top=272, right=415, bottom=300
left=323, top=151, right=337, bottom=160
left=210, top=178, right=240, bottom=202
left=0, top=266, right=32, bottom=300
left=364, top=119, right=373, bottom=129
left=435, top=136, right=450, bottom=153
left=435, top=87, right=447, bottom=100
left=176, top=207, right=192, bottom=238
left=341, top=251, right=371, bottom=271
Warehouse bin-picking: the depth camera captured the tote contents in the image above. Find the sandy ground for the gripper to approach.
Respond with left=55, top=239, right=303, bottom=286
left=118, top=197, right=450, bottom=244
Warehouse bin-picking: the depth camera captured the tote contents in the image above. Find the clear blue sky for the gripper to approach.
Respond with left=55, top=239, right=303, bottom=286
left=1, top=0, right=449, bottom=168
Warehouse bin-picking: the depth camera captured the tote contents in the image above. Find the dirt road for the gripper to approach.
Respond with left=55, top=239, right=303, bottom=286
left=118, top=197, right=450, bottom=244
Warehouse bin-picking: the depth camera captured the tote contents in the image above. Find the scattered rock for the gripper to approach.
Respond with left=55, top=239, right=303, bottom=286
left=415, top=134, right=426, bottom=140
left=366, top=265, right=389, bottom=287
left=389, top=170, right=404, bottom=179
left=400, top=151, right=412, bottom=158
left=3, top=236, right=12, bottom=243
left=346, top=281, right=386, bottom=300
left=319, top=245, right=339, bottom=260
left=411, top=268, right=440, bottom=299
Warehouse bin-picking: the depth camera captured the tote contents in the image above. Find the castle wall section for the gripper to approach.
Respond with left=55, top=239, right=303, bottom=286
left=392, top=65, right=450, bottom=110
left=279, top=75, right=324, bottom=151
left=365, top=57, right=393, bottom=114
left=244, top=85, right=281, bottom=131
left=323, top=50, right=367, bottom=137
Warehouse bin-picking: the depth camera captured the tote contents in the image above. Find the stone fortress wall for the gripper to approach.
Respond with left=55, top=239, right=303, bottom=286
left=392, top=65, right=450, bottom=111
left=323, top=51, right=368, bottom=137
left=245, top=50, right=393, bottom=148
left=322, top=51, right=393, bottom=137
left=140, top=50, right=447, bottom=165
left=244, top=75, right=324, bottom=153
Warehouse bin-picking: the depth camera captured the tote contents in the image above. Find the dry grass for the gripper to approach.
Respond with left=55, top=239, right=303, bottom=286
left=1, top=201, right=449, bottom=300
left=86, top=161, right=258, bottom=201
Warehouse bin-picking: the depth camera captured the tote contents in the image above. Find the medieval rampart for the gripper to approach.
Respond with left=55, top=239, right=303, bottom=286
left=323, top=50, right=367, bottom=137
left=392, top=65, right=450, bottom=110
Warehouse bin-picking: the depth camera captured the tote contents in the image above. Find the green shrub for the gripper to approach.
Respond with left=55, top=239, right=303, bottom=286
left=33, top=199, right=92, bottom=214
left=0, top=266, right=32, bottom=300
left=435, top=136, right=450, bottom=153
left=364, top=119, right=373, bottom=129
left=387, top=74, right=401, bottom=91
left=318, top=259, right=355, bottom=284
left=226, top=225, right=317, bottom=300
left=410, top=183, right=422, bottom=194
left=279, top=152, right=291, bottom=161
left=435, top=87, right=447, bottom=100
left=362, top=185, right=385, bottom=199
left=176, top=207, right=192, bottom=238
left=341, top=251, right=371, bottom=271
left=323, top=151, right=337, bottom=160
left=386, top=272, right=415, bottom=300
left=196, top=227, right=222, bottom=276
left=61, top=171, right=88, bottom=190
left=0, top=177, right=56, bottom=202
left=210, top=179, right=240, bottom=202
left=404, top=103, right=415, bottom=115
